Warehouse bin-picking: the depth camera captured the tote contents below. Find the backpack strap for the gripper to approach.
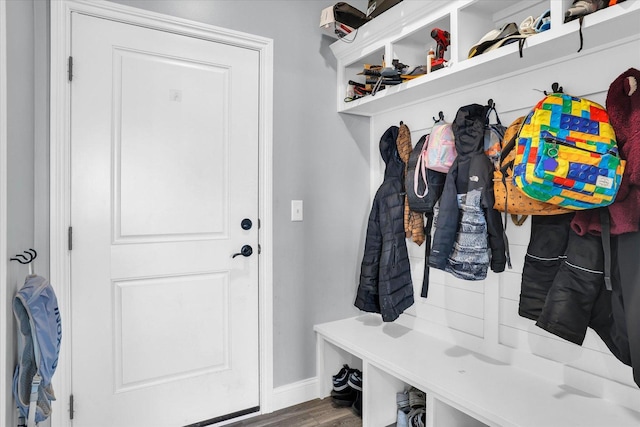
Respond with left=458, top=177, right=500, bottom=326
left=600, top=208, right=613, bottom=291
left=511, top=214, right=528, bottom=226
left=421, top=213, right=435, bottom=298
left=27, top=374, right=41, bottom=427
left=485, top=100, right=502, bottom=126
left=497, top=130, right=519, bottom=270
left=26, top=301, right=42, bottom=427
left=414, top=134, right=430, bottom=198
left=501, top=169, right=513, bottom=270
left=577, top=16, right=585, bottom=52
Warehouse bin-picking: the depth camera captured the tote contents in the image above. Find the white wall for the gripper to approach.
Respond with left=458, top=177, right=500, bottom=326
left=5, top=0, right=372, bottom=402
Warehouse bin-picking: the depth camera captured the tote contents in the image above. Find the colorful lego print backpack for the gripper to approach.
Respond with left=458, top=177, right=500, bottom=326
left=513, top=91, right=625, bottom=210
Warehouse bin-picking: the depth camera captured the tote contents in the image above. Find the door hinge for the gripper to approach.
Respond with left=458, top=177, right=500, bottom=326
left=69, top=394, right=74, bottom=420
left=68, top=56, right=73, bottom=82
left=68, top=226, right=73, bottom=251
left=258, top=244, right=261, bottom=254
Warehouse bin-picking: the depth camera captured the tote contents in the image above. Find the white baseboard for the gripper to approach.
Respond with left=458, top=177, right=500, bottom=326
left=270, top=377, right=320, bottom=412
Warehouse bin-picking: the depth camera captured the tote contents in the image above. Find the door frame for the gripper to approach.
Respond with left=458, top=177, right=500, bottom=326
left=50, top=1, right=274, bottom=426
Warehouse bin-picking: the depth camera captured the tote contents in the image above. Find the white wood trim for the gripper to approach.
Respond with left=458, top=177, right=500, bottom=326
left=0, top=1, right=9, bottom=425
left=258, top=38, right=275, bottom=415
left=50, top=2, right=274, bottom=425
left=271, top=378, right=320, bottom=412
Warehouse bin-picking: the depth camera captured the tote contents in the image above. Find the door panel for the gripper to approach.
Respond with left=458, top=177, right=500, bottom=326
left=70, top=12, right=259, bottom=426
left=114, top=273, right=229, bottom=391
left=114, top=49, right=229, bottom=240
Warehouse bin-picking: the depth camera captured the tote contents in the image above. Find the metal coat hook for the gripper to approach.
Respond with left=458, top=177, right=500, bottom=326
left=545, top=82, right=564, bottom=95
left=433, top=111, right=444, bottom=123
left=10, top=249, right=37, bottom=275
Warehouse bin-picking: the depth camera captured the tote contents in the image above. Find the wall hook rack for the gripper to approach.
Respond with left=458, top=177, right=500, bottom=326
left=10, top=249, right=37, bottom=275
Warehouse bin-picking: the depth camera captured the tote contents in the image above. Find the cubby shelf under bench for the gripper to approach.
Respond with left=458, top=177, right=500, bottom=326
left=315, top=315, right=640, bottom=426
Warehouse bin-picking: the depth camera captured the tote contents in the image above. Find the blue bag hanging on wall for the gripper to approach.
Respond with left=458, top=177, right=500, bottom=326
left=13, top=275, right=62, bottom=426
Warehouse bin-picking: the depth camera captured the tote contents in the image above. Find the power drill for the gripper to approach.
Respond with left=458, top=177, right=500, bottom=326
left=430, top=28, right=450, bottom=71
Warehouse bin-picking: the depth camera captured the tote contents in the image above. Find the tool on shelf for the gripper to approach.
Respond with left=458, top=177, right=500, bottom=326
left=430, top=28, right=450, bottom=71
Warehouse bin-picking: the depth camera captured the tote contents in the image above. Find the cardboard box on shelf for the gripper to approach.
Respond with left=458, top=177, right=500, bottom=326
left=320, top=4, right=358, bottom=39
left=320, top=3, right=371, bottom=39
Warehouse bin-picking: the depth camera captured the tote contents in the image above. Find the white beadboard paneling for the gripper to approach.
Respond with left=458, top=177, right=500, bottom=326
left=444, top=273, right=485, bottom=294
left=499, top=324, right=636, bottom=389
left=407, top=237, right=427, bottom=260
left=504, top=215, right=532, bottom=247
left=505, top=240, right=528, bottom=274
left=500, top=298, right=620, bottom=355
left=424, top=282, right=484, bottom=318
left=414, top=298, right=484, bottom=338
left=499, top=271, right=522, bottom=301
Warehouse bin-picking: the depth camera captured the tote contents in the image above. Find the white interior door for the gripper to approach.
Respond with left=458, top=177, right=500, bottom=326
left=70, top=12, right=260, bottom=426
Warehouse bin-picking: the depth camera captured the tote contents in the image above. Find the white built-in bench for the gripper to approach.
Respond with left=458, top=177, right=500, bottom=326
left=315, top=315, right=640, bottom=427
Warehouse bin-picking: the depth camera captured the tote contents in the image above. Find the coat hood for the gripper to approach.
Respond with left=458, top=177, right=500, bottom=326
left=379, top=125, right=404, bottom=179
left=452, top=104, right=488, bottom=156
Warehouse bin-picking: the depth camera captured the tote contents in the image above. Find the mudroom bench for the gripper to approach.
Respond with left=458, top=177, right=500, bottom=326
left=315, top=315, right=640, bottom=427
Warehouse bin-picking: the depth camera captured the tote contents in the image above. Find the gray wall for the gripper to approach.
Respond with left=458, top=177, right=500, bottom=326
left=5, top=1, right=35, bottom=424
left=5, top=0, right=371, bottom=396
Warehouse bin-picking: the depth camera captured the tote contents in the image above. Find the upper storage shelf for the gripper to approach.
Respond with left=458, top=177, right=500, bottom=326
left=330, top=0, right=640, bottom=116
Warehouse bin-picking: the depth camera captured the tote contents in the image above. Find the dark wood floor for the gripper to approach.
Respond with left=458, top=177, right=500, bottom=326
left=226, top=398, right=362, bottom=427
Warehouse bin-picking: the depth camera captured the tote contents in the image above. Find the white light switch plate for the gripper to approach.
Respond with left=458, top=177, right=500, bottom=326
left=291, top=200, right=303, bottom=221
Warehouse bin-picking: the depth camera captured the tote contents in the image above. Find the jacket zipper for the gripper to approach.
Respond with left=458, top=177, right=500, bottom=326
left=393, top=243, right=398, bottom=268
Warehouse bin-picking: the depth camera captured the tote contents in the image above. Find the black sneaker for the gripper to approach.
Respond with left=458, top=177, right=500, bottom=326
left=352, top=388, right=362, bottom=417
left=330, top=388, right=358, bottom=407
left=332, top=364, right=351, bottom=392
left=347, top=369, right=362, bottom=391
left=346, top=369, right=363, bottom=417
left=330, top=365, right=358, bottom=408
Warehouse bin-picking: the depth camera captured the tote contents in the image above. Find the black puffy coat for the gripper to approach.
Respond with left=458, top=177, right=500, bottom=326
left=355, top=126, right=414, bottom=322
left=429, top=104, right=507, bottom=276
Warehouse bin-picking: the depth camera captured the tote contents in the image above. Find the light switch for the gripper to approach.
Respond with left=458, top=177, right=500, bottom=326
left=291, top=200, right=303, bottom=221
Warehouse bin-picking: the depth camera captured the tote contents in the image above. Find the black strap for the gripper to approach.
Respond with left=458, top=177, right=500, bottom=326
left=499, top=139, right=517, bottom=169
left=485, top=104, right=502, bottom=126
left=577, top=16, right=584, bottom=52
left=421, top=213, right=434, bottom=298
left=518, top=37, right=526, bottom=58
left=600, top=208, right=612, bottom=291
left=501, top=172, right=513, bottom=270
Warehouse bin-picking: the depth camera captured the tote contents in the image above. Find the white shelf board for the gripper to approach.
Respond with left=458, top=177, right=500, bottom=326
left=333, top=0, right=640, bottom=116
left=315, top=315, right=640, bottom=427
